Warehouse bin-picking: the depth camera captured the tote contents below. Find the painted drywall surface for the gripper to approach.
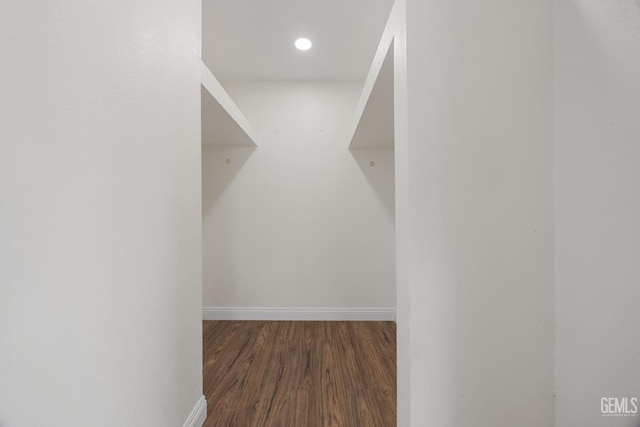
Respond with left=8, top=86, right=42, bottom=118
left=555, top=2, right=640, bottom=426
left=0, top=1, right=203, bottom=426
left=200, top=61, right=258, bottom=146
left=380, top=2, right=411, bottom=425
left=402, top=0, right=555, bottom=425
left=201, top=0, right=394, bottom=81
left=202, top=82, right=395, bottom=310
left=350, top=39, right=395, bottom=149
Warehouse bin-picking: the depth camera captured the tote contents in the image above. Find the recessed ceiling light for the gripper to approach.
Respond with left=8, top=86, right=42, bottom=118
left=294, top=38, right=312, bottom=51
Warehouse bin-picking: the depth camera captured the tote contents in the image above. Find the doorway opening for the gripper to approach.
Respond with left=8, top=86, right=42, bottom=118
left=199, top=0, right=398, bottom=424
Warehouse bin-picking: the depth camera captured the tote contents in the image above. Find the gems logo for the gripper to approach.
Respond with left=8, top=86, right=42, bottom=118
left=601, top=397, right=638, bottom=416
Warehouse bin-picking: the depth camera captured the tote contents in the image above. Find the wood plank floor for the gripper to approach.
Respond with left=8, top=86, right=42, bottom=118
left=202, top=321, right=396, bottom=427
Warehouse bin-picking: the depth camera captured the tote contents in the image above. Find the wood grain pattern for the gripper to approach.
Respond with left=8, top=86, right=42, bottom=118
left=203, top=321, right=396, bottom=427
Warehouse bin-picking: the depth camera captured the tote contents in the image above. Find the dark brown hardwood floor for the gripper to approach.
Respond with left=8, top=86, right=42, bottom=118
left=202, top=320, right=396, bottom=427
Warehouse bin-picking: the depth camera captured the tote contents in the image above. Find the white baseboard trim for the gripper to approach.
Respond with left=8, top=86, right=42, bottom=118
left=182, top=395, right=207, bottom=427
left=202, top=306, right=396, bottom=321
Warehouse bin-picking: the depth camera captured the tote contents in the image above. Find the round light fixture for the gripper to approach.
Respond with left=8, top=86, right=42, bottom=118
left=294, top=38, right=312, bottom=51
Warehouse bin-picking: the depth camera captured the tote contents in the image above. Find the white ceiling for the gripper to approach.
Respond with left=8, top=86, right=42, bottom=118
left=202, top=0, right=395, bottom=82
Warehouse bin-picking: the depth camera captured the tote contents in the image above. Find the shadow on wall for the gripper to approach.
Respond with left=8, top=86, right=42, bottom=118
left=349, top=148, right=395, bottom=219
left=202, top=145, right=256, bottom=306
left=202, top=146, right=256, bottom=216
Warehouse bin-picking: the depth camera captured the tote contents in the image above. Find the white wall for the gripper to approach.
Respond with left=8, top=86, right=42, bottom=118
left=555, top=1, right=640, bottom=426
left=0, top=1, right=203, bottom=426
left=202, top=82, right=395, bottom=313
left=397, top=0, right=555, bottom=425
